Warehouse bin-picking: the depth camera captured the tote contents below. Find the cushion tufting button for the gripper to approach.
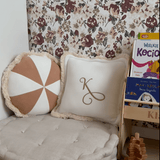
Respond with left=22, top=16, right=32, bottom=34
left=83, top=126, right=88, bottom=129
left=55, top=126, right=59, bottom=130
left=21, top=131, right=25, bottom=133
left=73, top=139, right=78, bottom=143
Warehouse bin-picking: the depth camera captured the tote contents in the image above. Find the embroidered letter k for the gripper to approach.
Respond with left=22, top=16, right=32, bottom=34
left=80, top=77, right=105, bottom=105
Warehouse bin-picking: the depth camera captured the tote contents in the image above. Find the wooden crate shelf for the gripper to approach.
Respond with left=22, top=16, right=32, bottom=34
left=124, top=99, right=159, bottom=123
left=124, top=105, right=159, bottom=123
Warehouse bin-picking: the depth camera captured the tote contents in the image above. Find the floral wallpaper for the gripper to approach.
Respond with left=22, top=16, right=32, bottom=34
left=27, top=0, right=159, bottom=58
left=26, top=0, right=159, bottom=129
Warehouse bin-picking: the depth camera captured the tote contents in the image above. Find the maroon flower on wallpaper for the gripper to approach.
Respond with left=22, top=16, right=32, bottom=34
left=75, top=30, right=79, bottom=36
left=116, top=35, right=122, bottom=41
left=102, top=5, right=108, bottom=11
left=113, top=43, right=117, bottom=50
left=121, top=15, right=127, bottom=20
left=121, top=0, right=134, bottom=13
left=33, top=33, right=44, bottom=45
left=81, top=35, right=93, bottom=47
left=37, top=17, right=47, bottom=27
left=66, top=15, right=71, bottom=20
left=87, top=17, right=98, bottom=28
left=65, top=0, right=76, bottom=13
left=105, top=50, right=116, bottom=58
left=55, top=48, right=63, bottom=57
left=56, top=5, right=64, bottom=18
left=109, top=4, right=120, bottom=18
left=63, top=34, right=69, bottom=41
left=130, top=30, right=135, bottom=37
left=145, top=16, right=157, bottom=28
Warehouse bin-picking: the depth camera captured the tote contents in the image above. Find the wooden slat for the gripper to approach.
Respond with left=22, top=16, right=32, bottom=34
left=124, top=106, right=159, bottom=123
left=125, top=99, right=159, bottom=106
left=117, top=58, right=132, bottom=159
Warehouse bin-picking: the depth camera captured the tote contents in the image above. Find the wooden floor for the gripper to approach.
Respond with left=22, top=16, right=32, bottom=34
left=122, top=138, right=159, bottom=160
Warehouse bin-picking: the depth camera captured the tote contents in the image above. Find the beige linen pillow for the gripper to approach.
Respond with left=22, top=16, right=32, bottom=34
left=2, top=51, right=60, bottom=117
left=51, top=52, right=129, bottom=125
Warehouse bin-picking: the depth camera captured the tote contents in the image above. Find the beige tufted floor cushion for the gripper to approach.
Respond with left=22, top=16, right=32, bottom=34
left=0, top=114, right=119, bottom=160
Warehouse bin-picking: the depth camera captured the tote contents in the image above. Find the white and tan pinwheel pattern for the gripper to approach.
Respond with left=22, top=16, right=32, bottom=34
left=8, top=55, right=60, bottom=115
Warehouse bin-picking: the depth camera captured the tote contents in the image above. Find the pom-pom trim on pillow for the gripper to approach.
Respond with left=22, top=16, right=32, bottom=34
left=51, top=52, right=129, bottom=124
left=2, top=51, right=59, bottom=118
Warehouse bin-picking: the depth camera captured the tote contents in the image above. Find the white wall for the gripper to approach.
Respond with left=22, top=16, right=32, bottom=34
left=132, top=126, right=159, bottom=140
left=0, top=0, right=29, bottom=120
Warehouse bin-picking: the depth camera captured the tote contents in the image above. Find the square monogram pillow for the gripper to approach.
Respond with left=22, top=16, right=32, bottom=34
left=51, top=52, right=129, bottom=125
